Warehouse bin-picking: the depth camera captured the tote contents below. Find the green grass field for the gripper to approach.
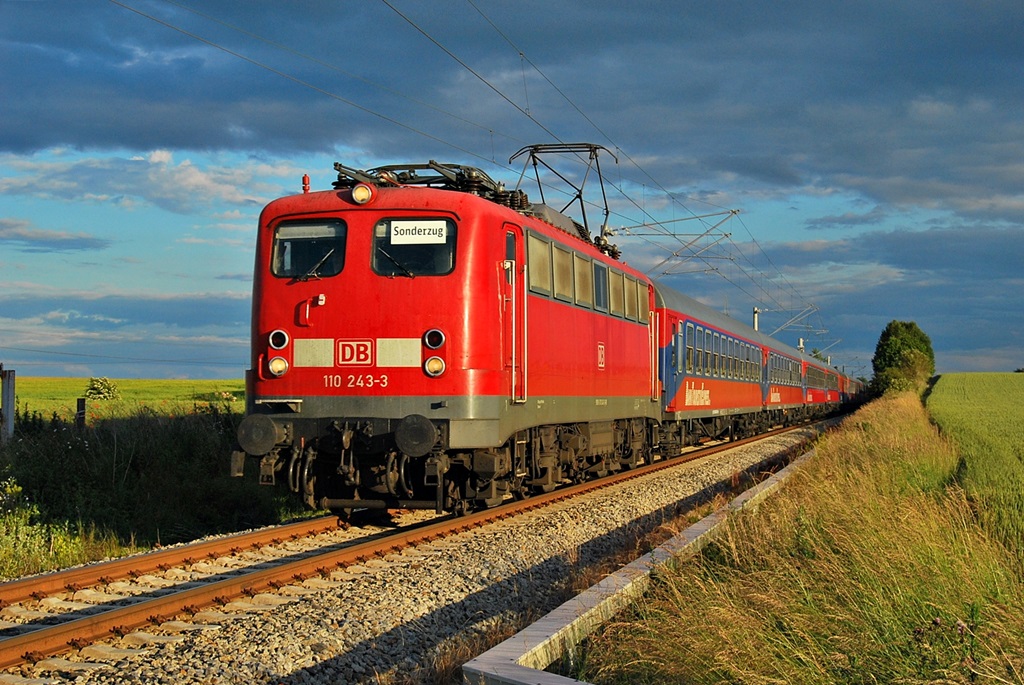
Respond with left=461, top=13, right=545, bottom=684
left=926, top=372, right=1024, bottom=557
left=4, top=376, right=246, bottom=420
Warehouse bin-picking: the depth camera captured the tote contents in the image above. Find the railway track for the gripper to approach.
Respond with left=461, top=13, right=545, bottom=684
left=0, top=424, right=822, bottom=680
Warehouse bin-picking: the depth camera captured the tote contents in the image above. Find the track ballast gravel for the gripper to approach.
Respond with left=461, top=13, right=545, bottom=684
left=8, top=429, right=815, bottom=685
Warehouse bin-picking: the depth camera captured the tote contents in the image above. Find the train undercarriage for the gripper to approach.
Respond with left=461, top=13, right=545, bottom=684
left=247, top=415, right=653, bottom=516
left=237, top=404, right=836, bottom=517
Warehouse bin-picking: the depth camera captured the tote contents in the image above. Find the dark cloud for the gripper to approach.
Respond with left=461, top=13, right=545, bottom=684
left=804, top=207, right=888, bottom=230
left=215, top=273, right=252, bottom=282
left=704, top=155, right=803, bottom=187
left=5, top=1, right=1024, bottom=208
left=3, top=292, right=249, bottom=330
left=0, top=218, right=112, bottom=252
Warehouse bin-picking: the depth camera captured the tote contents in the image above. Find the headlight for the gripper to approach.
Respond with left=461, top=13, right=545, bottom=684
left=351, top=183, right=375, bottom=204
left=269, top=329, right=289, bottom=350
left=423, top=356, right=446, bottom=377
left=268, top=356, right=289, bottom=376
left=423, top=328, right=445, bottom=350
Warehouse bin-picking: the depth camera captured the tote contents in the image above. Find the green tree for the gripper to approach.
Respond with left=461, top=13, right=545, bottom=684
left=871, top=321, right=935, bottom=394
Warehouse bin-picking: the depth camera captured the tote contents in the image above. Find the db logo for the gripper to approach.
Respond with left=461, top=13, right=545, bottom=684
left=597, top=342, right=606, bottom=370
left=338, top=340, right=373, bottom=366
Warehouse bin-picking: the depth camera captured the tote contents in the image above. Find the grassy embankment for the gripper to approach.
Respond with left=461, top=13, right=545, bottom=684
left=0, top=377, right=307, bottom=580
left=577, top=374, right=1024, bottom=684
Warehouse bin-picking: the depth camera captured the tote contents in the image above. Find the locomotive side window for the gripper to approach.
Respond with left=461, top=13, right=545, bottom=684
left=552, top=246, right=574, bottom=302
left=527, top=235, right=552, bottom=294
left=609, top=270, right=624, bottom=316
left=371, top=218, right=456, bottom=277
left=271, top=220, right=347, bottom=279
left=639, top=283, right=650, bottom=321
left=624, top=276, right=638, bottom=321
left=574, top=254, right=594, bottom=307
left=593, top=263, right=609, bottom=311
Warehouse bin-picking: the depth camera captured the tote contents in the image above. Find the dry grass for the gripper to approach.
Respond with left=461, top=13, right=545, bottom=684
left=578, top=393, right=1024, bottom=684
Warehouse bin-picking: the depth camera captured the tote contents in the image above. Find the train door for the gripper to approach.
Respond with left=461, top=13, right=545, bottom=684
left=762, top=348, right=771, bottom=405
left=502, top=224, right=527, bottom=403
left=801, top=360, right=809, bottom=403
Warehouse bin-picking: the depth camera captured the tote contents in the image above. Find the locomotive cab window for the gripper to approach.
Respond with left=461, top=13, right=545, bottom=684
left=271, top=220, right=347, bottom=279
left=372, top=218, right=456, bottom=277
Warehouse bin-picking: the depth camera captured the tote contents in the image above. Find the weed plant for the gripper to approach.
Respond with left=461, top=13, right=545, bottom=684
left=578, top=392, right=1024, bottom=684
left=0, top=398, right=305, bottom=579
left=0, top=477, right=135, bottom=578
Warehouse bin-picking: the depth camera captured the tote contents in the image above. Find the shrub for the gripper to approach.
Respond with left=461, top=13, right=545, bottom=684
left=84, top=377, right=120, bottom=400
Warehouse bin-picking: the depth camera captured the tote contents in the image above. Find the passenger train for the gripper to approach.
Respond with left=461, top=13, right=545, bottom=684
left=230, top=144, right=862, bottom=515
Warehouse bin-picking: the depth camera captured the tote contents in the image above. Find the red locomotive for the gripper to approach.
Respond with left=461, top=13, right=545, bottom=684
left=231, top=144, right=861, bottom=515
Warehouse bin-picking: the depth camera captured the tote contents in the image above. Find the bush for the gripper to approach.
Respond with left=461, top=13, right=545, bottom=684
left=84, top=377, right=120, bottom=400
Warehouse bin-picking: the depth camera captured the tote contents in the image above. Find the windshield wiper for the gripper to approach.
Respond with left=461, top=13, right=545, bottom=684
left=297, top=248, right=335, bottom=281
left=377, top=247, right=415, bottom=278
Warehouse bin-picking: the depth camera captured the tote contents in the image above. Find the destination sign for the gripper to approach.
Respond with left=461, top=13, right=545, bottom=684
left=390, top=220, right=448, bottom=244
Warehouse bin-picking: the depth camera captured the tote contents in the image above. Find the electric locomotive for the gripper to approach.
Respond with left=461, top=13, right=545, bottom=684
left=231, top=145, right=661, bottom=515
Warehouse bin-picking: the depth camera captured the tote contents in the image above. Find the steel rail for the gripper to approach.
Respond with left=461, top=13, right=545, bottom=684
left=0, top=515, right=340, bottom=608
left=0, top=423, right=815, bottom=670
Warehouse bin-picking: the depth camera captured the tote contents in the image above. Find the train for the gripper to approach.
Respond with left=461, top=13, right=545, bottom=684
left=230, top=143, right=863, bottom=516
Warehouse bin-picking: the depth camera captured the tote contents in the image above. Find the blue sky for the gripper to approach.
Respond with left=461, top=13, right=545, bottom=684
left=2, top=0, right=1022, bottom=380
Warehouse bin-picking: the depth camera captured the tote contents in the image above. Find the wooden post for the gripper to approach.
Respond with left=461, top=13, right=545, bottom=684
left=0, top=365, right=13, bottom=445
left=76, top=398, right=86, bottom=431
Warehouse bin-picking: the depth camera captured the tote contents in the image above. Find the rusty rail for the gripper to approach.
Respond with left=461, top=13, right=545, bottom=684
left=0, top=425, right=810, bottom=670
